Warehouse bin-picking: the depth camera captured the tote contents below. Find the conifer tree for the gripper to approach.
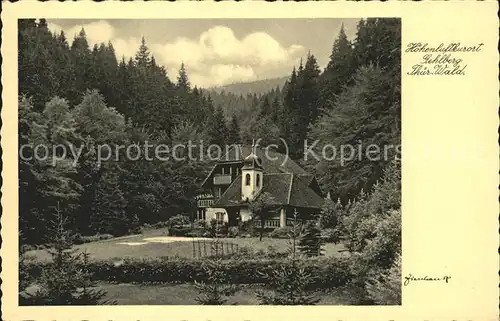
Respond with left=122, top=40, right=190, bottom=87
left=135, top=36, right=151, bottom=67
left=298, top=220, right=325, bottom=257
left=320, top=23, right=354, bottom=110
left=205, top=104, right=228, bottom=147
left=70, top=28, right=93, bottom=105
left=177, top=62, right=191, bottom=92
left=194, top=222, right=238, bottom=305
left=26, top=205, right=111, bottom=305
left=256, top=210, right=320, bottom=305
left=226, top=113, right=241, bottom=144
left=91, top=170, right=136, bottom=236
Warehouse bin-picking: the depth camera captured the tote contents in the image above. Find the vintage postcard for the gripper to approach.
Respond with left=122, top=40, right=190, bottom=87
left=1, top=1, right=498, bottom=320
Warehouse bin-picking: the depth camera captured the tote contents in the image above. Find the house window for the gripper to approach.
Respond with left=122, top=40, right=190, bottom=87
left=256, top=174, right=260, bottom=187
left=245, top=173, right=251, bottom=186
left=215, top=212, right=224, bottom=222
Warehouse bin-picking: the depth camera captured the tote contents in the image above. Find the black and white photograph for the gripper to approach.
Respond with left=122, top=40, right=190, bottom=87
left=18, top=17, right=401, bottom=306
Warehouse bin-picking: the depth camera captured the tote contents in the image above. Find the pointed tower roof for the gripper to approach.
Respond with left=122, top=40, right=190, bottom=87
left=242, top=152, right=263, bottom=170
left=242, top=140, right=263, bottom=170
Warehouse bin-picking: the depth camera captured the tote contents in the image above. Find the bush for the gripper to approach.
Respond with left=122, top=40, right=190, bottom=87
left=185, top=228, right=210, bottom=238
left=208, top=219, right=228, bottom=237
left=227, top=226, right=239, bottom=238
left=193, top=219, right=207, bottom=229
left=194, top=257, right=239, bottom=305
left=24, top=256, right=352, bottom=288
left=298, top=221, right=325, bottom=257
left=73, top=233, right=114, bottom=245
left=320, top=197, right=345, bottom=229
left=167, top=214, right=192, bottom=228
left=365, top=253, right=401, bottom=305
left=321, top=228, right=343, bottom=244
left=21, top=208, right=113, bottom=306
left=269, top=227, right=296, bottom=239
left=168, top=227, right=192, bottom=237
left=169, top=226, right=211, bottom=238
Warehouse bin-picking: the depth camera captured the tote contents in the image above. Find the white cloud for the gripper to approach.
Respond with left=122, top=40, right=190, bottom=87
left=48, top=22, right=304, bottom=87
left=48, top=20, right=115, bottom=48
left=112, top=37, right=141, bottom=60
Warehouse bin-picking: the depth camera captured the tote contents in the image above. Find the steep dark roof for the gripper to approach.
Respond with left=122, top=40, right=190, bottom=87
left=214, top=173, right=324, bottom=209
left=214, top=175, right=243, bottom=207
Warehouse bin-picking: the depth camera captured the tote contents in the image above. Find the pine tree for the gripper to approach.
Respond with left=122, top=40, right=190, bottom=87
left=256, top=210, right=320, bottom=305
left=177, top=62, right=191, bottom=92
left=134, top=36, right=150, bottom=67
left=194, top=223, right=238, bottom=305
left=309, top=64, right=400, bottom=201
left=91, top=170, right=133, bottom=236
left=258, top=97, right=272, bottom=119
left=26, top=205, right=111, bottom=305
left=70, top=28, right=93, bottom=105
left=320, top=23, right=355, bottom=110
left=298, top=221, right=325, bottom=257
left=226, top=113, right=241, bottom=144
left=270, top=95, right=281, bottom=123
left=205, top=104, right=228, bottom=147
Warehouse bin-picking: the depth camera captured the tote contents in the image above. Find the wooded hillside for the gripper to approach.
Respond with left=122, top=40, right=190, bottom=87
left=18, top=18, right=400, bottom=244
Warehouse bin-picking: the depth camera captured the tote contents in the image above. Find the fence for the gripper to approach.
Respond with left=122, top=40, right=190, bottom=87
left=191, top=239, right=240, bottom=259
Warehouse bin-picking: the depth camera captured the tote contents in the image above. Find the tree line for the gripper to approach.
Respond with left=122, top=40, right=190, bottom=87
left=18, top=18, right=400, bottom=244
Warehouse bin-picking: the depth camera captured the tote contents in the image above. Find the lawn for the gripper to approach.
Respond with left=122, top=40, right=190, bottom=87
left=96, top=282, right=366, bottom=305
left=27, top=227, right=348, bottom=262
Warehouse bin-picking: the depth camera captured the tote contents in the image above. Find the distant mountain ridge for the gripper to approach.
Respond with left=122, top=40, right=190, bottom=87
left=209, top=76, right=289, bottom=96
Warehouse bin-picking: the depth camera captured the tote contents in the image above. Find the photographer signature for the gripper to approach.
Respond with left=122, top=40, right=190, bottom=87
left=404, top=274, right=451, bottom=286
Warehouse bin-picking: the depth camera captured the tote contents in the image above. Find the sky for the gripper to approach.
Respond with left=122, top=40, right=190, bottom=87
left=48, top=19, right=359, bottom=88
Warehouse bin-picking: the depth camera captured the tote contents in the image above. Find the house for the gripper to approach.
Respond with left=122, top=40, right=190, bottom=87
left=195, top=144, right=324, bottom=228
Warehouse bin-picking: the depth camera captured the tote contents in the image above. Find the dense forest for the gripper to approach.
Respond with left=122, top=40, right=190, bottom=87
left=18, top=18, right=400, bottom=245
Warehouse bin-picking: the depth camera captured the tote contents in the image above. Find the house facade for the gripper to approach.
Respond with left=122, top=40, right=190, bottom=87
left=195, top=145, right=324, bottom=228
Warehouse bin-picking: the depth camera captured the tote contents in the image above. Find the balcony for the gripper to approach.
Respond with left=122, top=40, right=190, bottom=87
left=253, top=219, right=281, bottom=228
left=197, top=199, right=214, bottom=208
left=213, top=174, right=232, bottom=185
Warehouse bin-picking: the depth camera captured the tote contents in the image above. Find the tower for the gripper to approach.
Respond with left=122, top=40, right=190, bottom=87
left=241, top=151, right=263, bottom=201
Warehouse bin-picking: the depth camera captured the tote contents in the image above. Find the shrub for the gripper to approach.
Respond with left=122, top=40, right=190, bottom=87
left=168, top=227, right=192, bottom=237
left=298, top=221, right=325, bottom=257
left=167, top=214, right=191, bottom=228
left=321, top=228, right=342, bottom=244
left=21, top=208, right=113, bottom=306
left=269, top=227, right=295, bottom=239
left=256, top=263, right=320, bottom=305
left=208, top=219, right=228, bottom=237
left=319, top=197, right=345, bottom=229
left=194, top=257, right=239, bottom=305
left=365, top=253, right=401, bottom=305
left=193, top=219, right=207, bottom=229
left=24, top=256, right=352, bottom=288
left=256, top=210, right=320, bottom=305
left=227, top=226, right=239, bottom=238
left=185, top=228, right=210, bottom=238
left=73, top=233, right=114, bottom=245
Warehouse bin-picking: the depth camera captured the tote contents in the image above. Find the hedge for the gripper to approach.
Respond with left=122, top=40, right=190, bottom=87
left=25, top=256, right=352, bottom=289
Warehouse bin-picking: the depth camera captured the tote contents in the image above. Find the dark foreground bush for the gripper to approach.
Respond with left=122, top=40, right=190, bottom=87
left=25, top=256, right=352, bottom=289
left=73, top=233, right=114, bottom=245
